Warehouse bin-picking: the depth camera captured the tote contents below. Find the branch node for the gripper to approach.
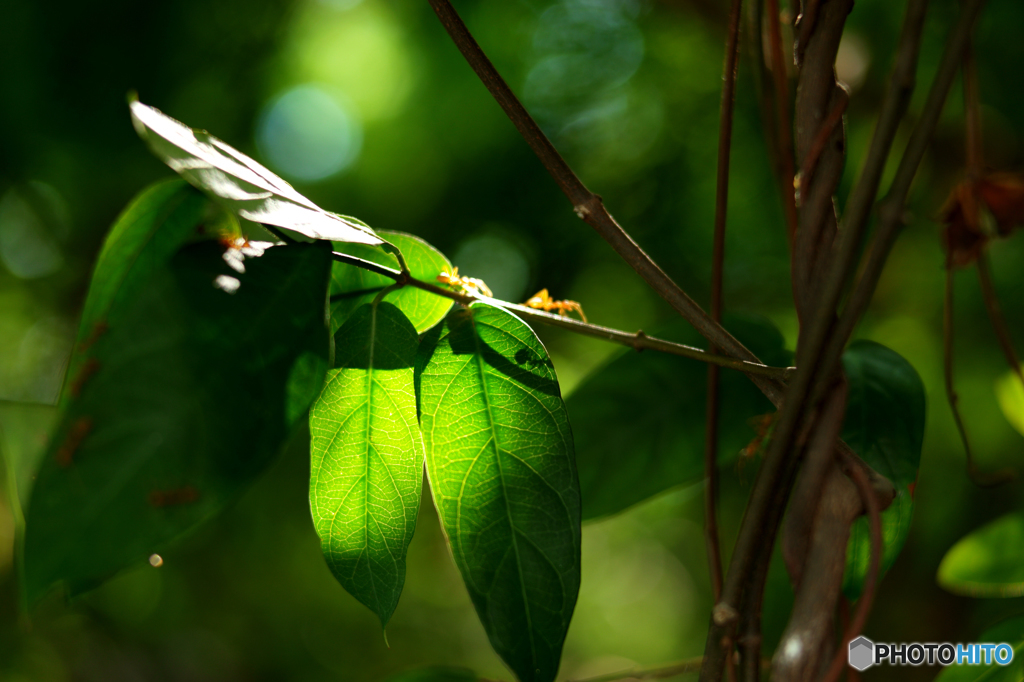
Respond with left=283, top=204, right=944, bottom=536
left=713, top=602, right=740, bottom=627
left=574, top=203, right=592, bottom=220
left=634, top=329, right=647, bottom=352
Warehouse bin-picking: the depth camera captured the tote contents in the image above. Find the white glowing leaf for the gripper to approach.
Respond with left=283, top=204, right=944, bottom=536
left=129, top=100, right=382, bottom=246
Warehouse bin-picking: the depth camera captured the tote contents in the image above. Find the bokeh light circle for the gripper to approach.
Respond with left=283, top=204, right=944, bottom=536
left=256, top=84, right=362, bottom=182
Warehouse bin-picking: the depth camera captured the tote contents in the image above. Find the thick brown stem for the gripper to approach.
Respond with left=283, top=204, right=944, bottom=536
left=793, top=0, right=851, bottom=317
left=820, top=452, right=885, bottom=682
left=782, top=383, right=848, bottom=586
left=700, top=1, right=940, bottom=678
left=772, top=463, right=860, bottom=682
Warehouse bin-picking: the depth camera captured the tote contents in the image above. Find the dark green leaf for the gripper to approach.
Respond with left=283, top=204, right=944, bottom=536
left=309, top=302, right=424, bottom=627
left=938, top=512, right=1024, bottom=597
left=130, top=99, right=381, bottom=246
left=934, top=615, right=1024, bottom=681
left=65, top=180, right=209, bottom=393
left=567, top=315, right=789, bottom=520
left=417, top=303, right=580, bottom=682
left=384, top=666, right=478, bottom=682
left=23, top=241, right=332, bottom=603
left=331, top=230, right=453, bottom=334
left=842, top=340, right=926, bottom=599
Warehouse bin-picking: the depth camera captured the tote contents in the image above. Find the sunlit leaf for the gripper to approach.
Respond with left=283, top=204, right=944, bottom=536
left=842, top=341, right=926, bottom=599
left=417, top=303, right=580, bottom=682
left=309, top=302, right=424, bottom=628
left=22, top=241, right=332, bottom=603
left=995, top=367, right=1024, bottom=437
left=567, top=315, right=789, bottom=520
left=934, top=615, right=1024, bottom=681
left=331, top=230, right=453, bottom=334
left=938, top=511, right=1024, bottom=597
left=130, top=99, right=382, bottom=246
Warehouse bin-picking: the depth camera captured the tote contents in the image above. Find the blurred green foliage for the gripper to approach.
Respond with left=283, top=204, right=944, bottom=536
left=3, top=0, right=1024, bottom=680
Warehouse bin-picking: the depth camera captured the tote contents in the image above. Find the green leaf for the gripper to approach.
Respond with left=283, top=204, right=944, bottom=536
left=130, top=99, right=382, bottom=246
left=938, top=511, right=1024, bottom=597
left=567, top=314, right=789, bottom=520
left=384, top=667, right=478, bottom=682
left=841, top=340, right=926, bottom=599
left=417, top=303, right=580, bottom=682
left=22, top=240, right=332, bottom=603
left=331, top=230, right=453, bottom=334
left=995, top=367, right=1024, bottom=437
left=65, top=179, right=209, bottom=392
left=0, top=402, right=59, bottom=526
left=934, top=615, right=1024, bottom=681
left=309, top=302, right=424, bottom=628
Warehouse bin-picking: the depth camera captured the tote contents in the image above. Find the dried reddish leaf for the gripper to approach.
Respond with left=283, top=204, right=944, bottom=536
left=941, top=172, right=1024, bottom=267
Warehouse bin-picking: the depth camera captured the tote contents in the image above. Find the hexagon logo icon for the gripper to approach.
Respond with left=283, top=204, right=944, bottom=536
left=849, top=636, right=875, bottom=671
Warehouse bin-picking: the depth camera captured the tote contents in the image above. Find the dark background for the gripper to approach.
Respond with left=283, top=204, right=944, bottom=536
left=2, top=0, right=1024, bottom=679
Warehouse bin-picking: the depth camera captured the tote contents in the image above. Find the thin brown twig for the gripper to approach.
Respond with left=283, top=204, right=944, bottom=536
left=425, top=0, right=789, bottom=407
left=963, top=39, right=984, bottom=181
left=976, top=254, right=1024, bottom=390
left=705, top=0, right=744, bottom=612
left=820, top=454, right=884, bottom=682
left=326, top=250, right=795, bottom=378
left=962, top=46, right=1024, bottom=392
left=828, top=0, right=987, bottom=367
left=944, top=263, right=1014, bottom=486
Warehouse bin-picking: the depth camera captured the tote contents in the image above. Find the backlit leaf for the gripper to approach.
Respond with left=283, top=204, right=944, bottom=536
left=567, top=314, right=789, bottom=520
left=417, top=303, right=580, bottom=682
left=938, top=511, right=1024, bottom=597
left=309, top=302, right=424, bottom=627
left=130, top=99, right=382, bottom=246
left=995, top=367, right=1024, bottom=437
left=23, top=240, right=332, bottom=603
left=331, top=230, right=453, bottom=334
left=842, top=340, right=926, bottom=599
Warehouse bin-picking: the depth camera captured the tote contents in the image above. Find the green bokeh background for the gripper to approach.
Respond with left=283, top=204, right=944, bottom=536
left=2, top=0, right=1024, bottom=680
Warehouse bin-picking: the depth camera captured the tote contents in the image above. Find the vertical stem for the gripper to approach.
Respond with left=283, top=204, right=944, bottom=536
left=765, top=0, right=799, bottom=245
left=705, top=0, right=745, bottom=611
left=945, top=263, right=1013, bottom=486
left=976, top=254, right=1024, bottom=389
left=962, top=39, right=983, bottom=180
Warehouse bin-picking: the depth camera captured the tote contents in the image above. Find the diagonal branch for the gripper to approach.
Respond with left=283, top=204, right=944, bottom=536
left=425, top=0, right=785, bottom=406
left=326, top=249, right=794, bottom=379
